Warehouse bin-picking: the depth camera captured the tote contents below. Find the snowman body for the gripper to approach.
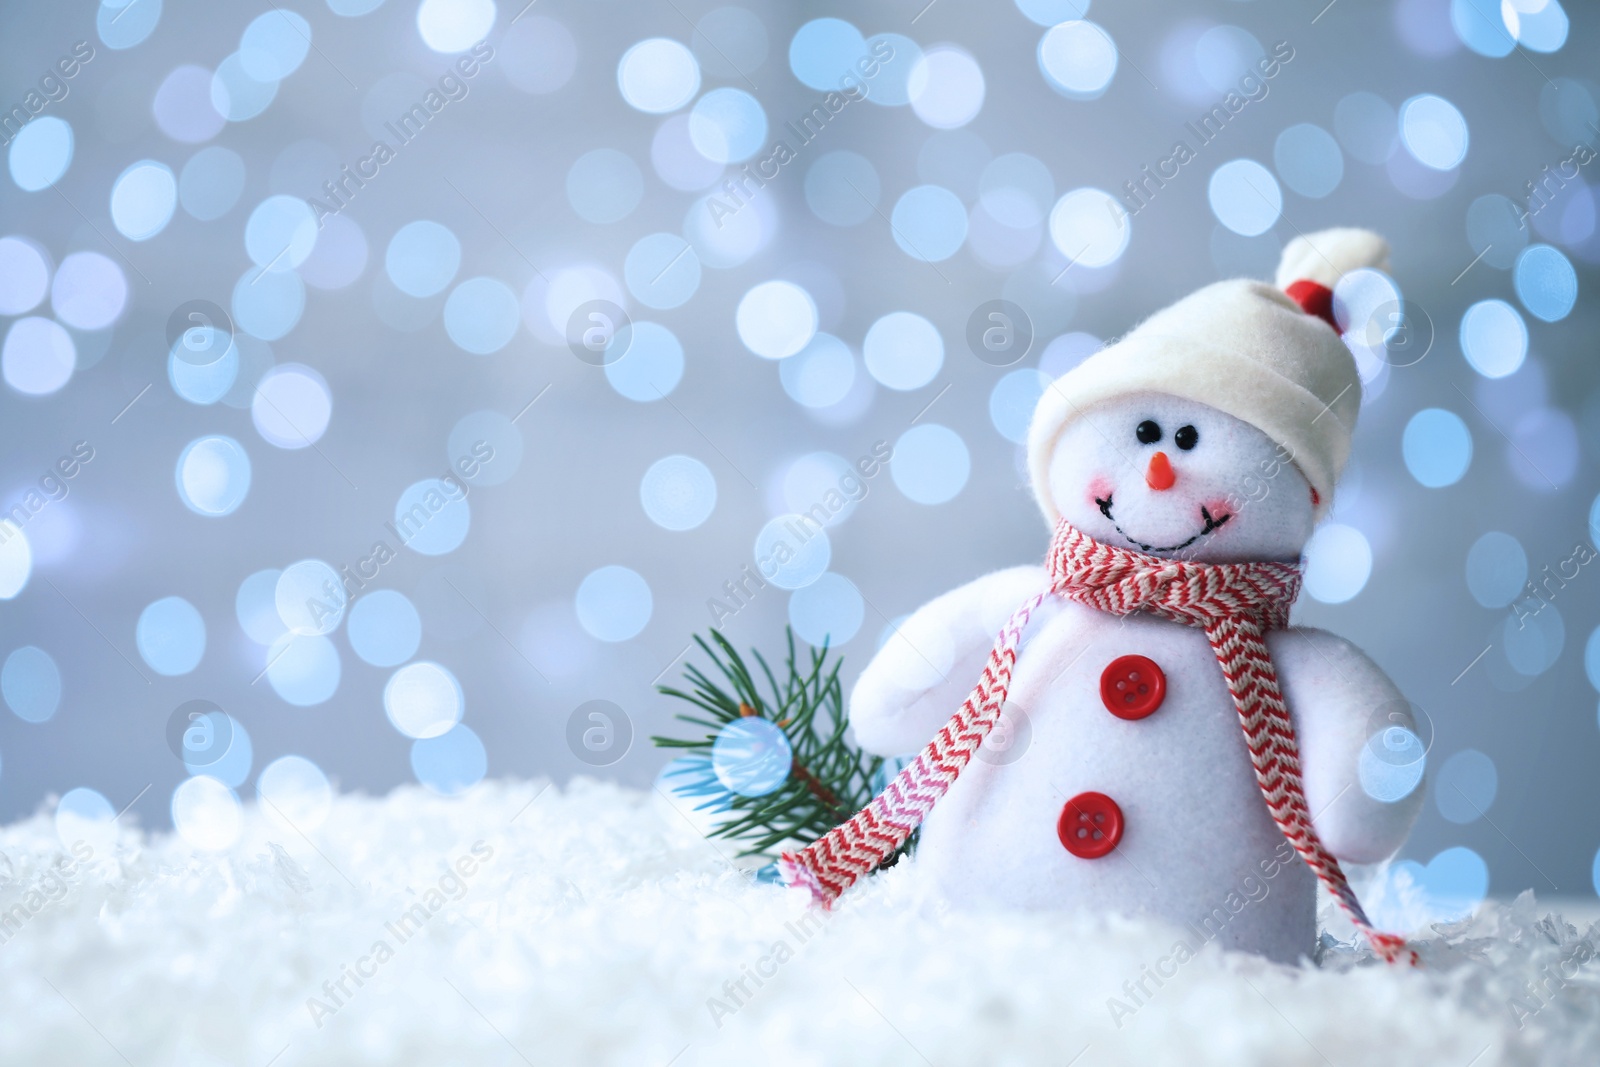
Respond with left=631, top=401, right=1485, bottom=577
left=848, top=391, right=1423, bottom=964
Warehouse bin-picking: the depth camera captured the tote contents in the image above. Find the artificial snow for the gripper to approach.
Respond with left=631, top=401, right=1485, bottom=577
left=1, top=778, right=1596, bottom=1066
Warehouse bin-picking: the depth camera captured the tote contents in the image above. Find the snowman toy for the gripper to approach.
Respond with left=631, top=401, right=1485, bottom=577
left=781, top=229, right=1425, bottom=965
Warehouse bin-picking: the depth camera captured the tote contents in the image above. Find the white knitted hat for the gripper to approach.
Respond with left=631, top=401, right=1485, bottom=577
left=1027, top=228, right=1389, bottom=524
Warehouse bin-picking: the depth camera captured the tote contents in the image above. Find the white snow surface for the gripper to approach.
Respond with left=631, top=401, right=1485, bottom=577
left=1, top=777, right=1596, bottom=1066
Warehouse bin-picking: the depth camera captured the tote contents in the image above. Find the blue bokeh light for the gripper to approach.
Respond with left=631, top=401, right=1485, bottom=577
left=605, top=321, right=684, bottom=401
left=863, top=311, right=942, bottom=391
left=444, top=277, right=520, bottom=353
left=386, top=220, right=462, bottom=298
left=1451, top=0, right=1515, bottom=57
left=384, top=661, right=464, bottom=739
left=753, top=515, right=830, bottom=590
left=416, top=0, right=496, bottom=54
left=779, top=453, right=860, bottom=526
left=1464, top=531, right=1527, bottom=608
left=232, top=266, right=305, bottom=341
left=1015, top=0, right=1091, bottom=27
left=640, top=454, right=717, bottom=531
left=1208, top=159, right=1281, bottom=236
left=624, top=233, right=701, bottom=309
left=447, top=410, right=524, bottom=487
left=236, top=569, right=287, bottom=646
left=3, top=317, right=76, bottom=396
left=187, top=714, right=252, bottom=789
left=265, top=633, right=342, bottom=706
left=300, top=213, right=368, bottom=290
left=989, top=368, right=1051, bottom=443
left=1302, top=523, right=1373, bottom=604
left=1502, top=602, right=1564, bottom=677
left=179, top=146, right=247, bottom=221
left=574, top=565, right=653, bottom=641
left=55, top=786, right=114, bottom=849
left=0, top=236, right=49, bottom=316
left=394, top=479, right=472, bottom=555
left=411, top=723, right=488, bottom=795
left=1396, top=846, right=1489, bottom=922
left=908, top=45, right=986, bottom=129
left=890, top=185, right=967, bottom=262
left=1333, top=91, right=1397, bottom=165
left=251, top=363, right=332, bottom=448
left=276, top=559, right=347, bottom=636
left=1399, top=93, right=1468, bottom=170
left=136, top=596, right=207, bottom=676
left=8, top=116, right=74, bottom=192
left=865, top=33, right=920, bottom=107
left=246, top=194, right=318, bottom=271
left=1402, top=408, right=1472, bottom=487
left=170, top=339, right=240, bottom=404
left=110, top=160, right=177, bottom=241
left=736, top=280, right=816, bottom=359
left=1513, top=244, right=1577, bottom=323
left=1459, top=299, right=1527, bottom=379
left=789, top=18, right=866, bottom=92
left=347, top=589, right=422, bottom=667
left=175, top=435, right=252, bottom=516
left=779, top=332, right=856, bottom=408
left=1273, top=123, right=1343, bottom=199
left=52, top=251, right=126, bottom=330
left=151, top=64, right=223, bottom=145
left=891, top=424, right=970, bottom=505
left=617, top=38, right=701, bottom=114
left=979, top=153, right=1054, bottom=228
left=787, top=572, right=864, bottom=648
left=98, top=0, right=163, bottom=50
left=2, top=646, right=62, bottom=723
left=1507, top=0, right=1569, bottom=53
left=567, top=148, right=644, bottom=224
left=688, top=87, right=767, bottom=163
left=211, top=52, right=279, bottom=121
left=256, top=754, right=333, bottom=830
left=1037, top=20, right=1118, bottom=100
left=240, top=9, right=312, bottom=81
left=1464, top=194, right=1527, bottom=269
left=1585, top=623, right=1600, bottom=692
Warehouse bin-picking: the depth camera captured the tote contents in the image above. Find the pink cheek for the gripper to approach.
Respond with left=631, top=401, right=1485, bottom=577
left=1203, top=497, right=1235, bottom=521
left=1087, top=476, right=1114, bottom=503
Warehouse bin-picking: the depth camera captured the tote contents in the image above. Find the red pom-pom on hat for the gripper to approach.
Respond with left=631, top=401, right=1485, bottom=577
left=1284, top=279, right=1339, bottom=333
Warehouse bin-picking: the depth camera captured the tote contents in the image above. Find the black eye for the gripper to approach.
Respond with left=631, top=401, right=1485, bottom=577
left=1135, top=420, right=1161, bottom=444
left=1174, top=425, right=1199, bottom=451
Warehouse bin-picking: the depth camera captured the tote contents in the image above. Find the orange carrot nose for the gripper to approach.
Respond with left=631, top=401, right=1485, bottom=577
left=1145, top=450, right=1176, bottom=490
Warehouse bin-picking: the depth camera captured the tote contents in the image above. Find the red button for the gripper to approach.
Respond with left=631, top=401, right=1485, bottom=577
left=1100, top=654, right=1166, bottom=720
left=1058, top=792, right=1123, bottom=859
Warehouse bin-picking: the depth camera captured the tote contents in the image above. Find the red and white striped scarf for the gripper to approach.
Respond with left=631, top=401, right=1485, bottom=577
left=779, top=519, right=1414, bottom=964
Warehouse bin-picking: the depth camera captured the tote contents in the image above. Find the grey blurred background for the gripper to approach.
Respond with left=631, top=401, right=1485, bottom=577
left=0, top=0, right=1596, bottom=907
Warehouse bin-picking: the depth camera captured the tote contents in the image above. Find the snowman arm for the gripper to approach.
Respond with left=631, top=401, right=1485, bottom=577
left=1267, top=627, right=1425, bottom=864
left=848, top=565, right=1050, bottom=757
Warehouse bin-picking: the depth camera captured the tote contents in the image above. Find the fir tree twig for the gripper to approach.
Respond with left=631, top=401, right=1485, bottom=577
left=652, top=628, right=914, bottom=868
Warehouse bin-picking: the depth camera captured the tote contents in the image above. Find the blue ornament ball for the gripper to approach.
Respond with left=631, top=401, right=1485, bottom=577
left=711, top=717, right=793, bottom=797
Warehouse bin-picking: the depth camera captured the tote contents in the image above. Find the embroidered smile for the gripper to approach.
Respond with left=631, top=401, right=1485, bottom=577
left=1094, top=493, right=1231, bottom=553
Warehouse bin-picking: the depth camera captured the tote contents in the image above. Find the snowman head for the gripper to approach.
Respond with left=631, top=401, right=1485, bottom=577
left=1047, top=392, right=1314, bottom=562
left=1027, top=228, right=1392, bottom=561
